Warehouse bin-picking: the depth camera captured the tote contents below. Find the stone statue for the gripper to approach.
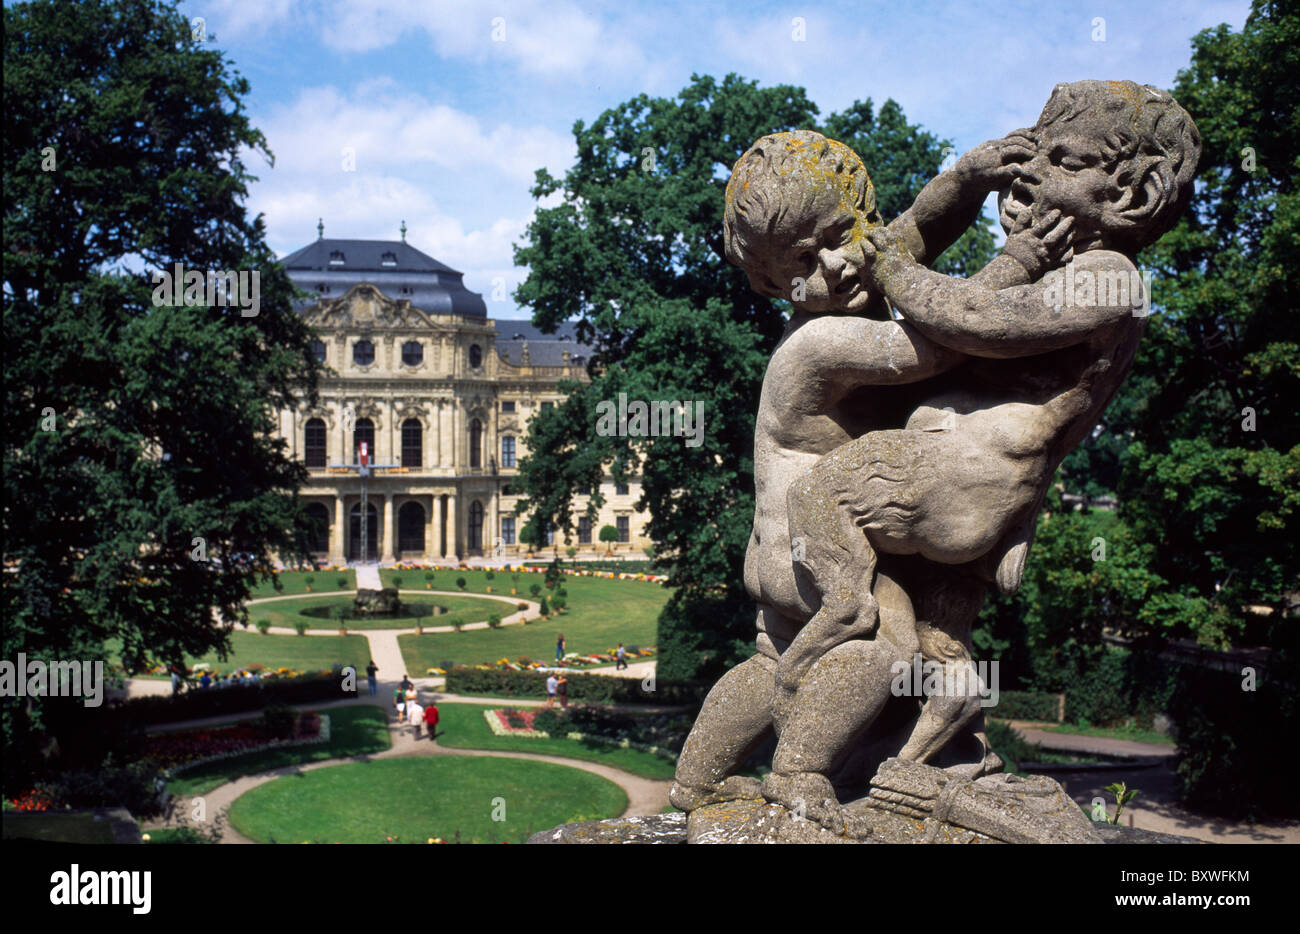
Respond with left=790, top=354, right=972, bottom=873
left=670, top=80, right=1201, bottom=841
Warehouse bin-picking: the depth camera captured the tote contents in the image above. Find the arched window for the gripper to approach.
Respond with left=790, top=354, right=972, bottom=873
left=468, top=344, right=483, bottom=368
left=353, top=340, right=374, bottom=366
left=304, top=503, right=330, bottom=554
left=468, top=500, right=484, bottom=551
left=501, top=436, right=515, bottom=468
left=353, top=418, right=374, bottom=464
left=469, top=418, right=483, bottom=468
left=304, top=418, right=326, bottom=468
left=402, top=341, right=423, bottom=366
left=398, top=502, right=425, bottom=556
left=401, top=419, right=422, bottom=468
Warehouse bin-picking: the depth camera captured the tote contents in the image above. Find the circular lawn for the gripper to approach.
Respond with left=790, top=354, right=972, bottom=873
left=229, top=756, right=626, bottom=843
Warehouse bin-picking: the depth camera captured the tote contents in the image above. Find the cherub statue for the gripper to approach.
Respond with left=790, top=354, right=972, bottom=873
left=671, top=80, right=1200, bottom=837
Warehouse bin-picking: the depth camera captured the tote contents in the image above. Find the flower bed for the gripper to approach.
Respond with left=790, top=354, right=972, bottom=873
left=480, top=709, right=675, bottom=759
left=162, top=715, right=331, bottom=776
left=483, top=708, right=549, bottom=738
left=426, top=648, right=656, bottom=678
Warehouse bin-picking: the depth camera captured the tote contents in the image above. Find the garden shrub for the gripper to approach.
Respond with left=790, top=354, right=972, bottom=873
left=100, top=673, right=353, bottom=727
left=1167, top=661, right=1300, bottom=819
left=260, top=703, right=296, bottom=740
left=984, top=720, right=1043, bottom=773
left=990, top=690, right=1062, bottom=722
left=445, top=667, right=707, bottom=706
left=36, top=760, right=168, bottom=818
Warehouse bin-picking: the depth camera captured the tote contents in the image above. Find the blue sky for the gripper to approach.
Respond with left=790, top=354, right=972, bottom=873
left=181, top=0, right=1251, bottom=320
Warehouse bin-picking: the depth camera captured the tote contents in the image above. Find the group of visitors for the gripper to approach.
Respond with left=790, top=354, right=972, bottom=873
left=545, top=671, right=569, bottom=708
left=392, top=672, right=439, bottom=740
left=189, top=669, right=260, bottom=691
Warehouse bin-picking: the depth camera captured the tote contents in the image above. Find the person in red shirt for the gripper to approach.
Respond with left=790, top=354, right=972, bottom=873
left=423, top=703, right=440, bottom=740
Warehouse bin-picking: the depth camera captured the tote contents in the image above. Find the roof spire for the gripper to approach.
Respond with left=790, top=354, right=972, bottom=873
left=317, top=218, right=324, bottom=240
left=400, top=219, right=407, bottom=242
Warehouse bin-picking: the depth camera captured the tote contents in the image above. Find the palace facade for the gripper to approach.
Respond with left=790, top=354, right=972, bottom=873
left=276, top=232, right=648, bottom=564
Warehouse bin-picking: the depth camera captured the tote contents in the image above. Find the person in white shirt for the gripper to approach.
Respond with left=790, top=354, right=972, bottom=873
left=408, top=699, right=424, bottom=738
left=545, top=674, right=558, bottom=708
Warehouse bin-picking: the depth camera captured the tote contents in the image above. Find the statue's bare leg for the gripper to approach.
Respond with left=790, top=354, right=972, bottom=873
left=669, top=651, right=774, bottom=810
left=763, top=638, right=906, bottom=837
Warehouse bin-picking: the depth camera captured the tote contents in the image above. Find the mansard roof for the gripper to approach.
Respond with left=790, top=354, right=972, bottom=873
left=283, top=237, right=486, bottom=318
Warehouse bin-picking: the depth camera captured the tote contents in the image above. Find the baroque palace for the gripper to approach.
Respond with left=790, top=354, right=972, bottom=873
left=277, top=227, right=648, bottom=564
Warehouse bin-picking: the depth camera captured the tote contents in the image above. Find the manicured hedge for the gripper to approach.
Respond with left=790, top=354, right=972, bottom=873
left=988, top=690, right=1063, bottom=722
left=106, top=672, right=354, bottom=726
left=444, top=667, right=705, bottom=706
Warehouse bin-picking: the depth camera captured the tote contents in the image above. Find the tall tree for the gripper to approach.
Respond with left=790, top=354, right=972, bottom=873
left=513, top=74, right=995, bottom=681
left=2, top=0, right=320, bottom=780
left=1051, top=0, right=1298, bottom=650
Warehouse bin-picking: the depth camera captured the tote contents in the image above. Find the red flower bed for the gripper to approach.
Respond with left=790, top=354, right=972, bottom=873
left=140, top=723, right=275, bottom=769
left=6, top=788, right=56, bottom=812
left=493, top=708, right=541, bottom=732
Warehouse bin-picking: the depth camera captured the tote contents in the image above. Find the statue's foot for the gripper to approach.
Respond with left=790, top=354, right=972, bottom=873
left=669, top=775, right=764, bottom=811
left=943, top=749, right=1005, bottom=780
left=762, top=770, right=870, bottom=838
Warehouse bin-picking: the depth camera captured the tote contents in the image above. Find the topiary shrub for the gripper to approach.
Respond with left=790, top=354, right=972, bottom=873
left=529, top=583, right=541, bottom=598
left=337, top=576, right=348, bottom=589
left=487, top=613, right=501, bottom=629
left=392, top=575, right=403, bottom=590
left=293, top=620, right=308, bottom=636
left=255, top=619, right=271, bottom=635
left=260, top=703, right=297, bottom=740
left=456, top=576, right=467, bottom=591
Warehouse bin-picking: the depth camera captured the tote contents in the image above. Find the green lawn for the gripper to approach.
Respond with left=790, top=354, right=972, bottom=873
left=120, top=630, right=370, bottom=679
left=1043, top=722, right=1177, bottom=747
left=229, top=756, right=626, bottom=843
left=252, top=569, right=354, bottom=598
left=392, top=569, right=667, bottom=672
left=432, top=703, right=677, bottom=780
left=166, top=705, right=391, bottom=797
left=247, top=592, right=513, bottom=631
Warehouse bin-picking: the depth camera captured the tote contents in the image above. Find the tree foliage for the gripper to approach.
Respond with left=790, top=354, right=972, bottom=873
left=2, top=0, right=320, bottom=780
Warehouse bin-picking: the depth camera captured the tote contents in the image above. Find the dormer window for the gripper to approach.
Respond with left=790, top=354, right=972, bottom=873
left=329, top=251, right=345, bottom=266
left=381, top=251, right=398, bottom=267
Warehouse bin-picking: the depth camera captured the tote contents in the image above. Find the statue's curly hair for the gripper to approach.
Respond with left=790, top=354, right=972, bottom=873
left=723, top=130, right=881, bottom=285
left=1034, top=80, right=1201, bottom=253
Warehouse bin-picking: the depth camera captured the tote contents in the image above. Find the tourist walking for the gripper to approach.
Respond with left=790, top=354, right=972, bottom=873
left=555, top=634, right=566, bottom=664
left=408, top=697, right=424, bottom=738
left=545, top=672, right=558, bottom=708
left=366, top=660, right=379, bottom=696
left=400, top=673, right=413, bottom=693
left=424, top=703, right=440, bottom=740
left=394, top=686, right=406, bottom=722
left=616, top=643, right=627, bottom=670
left=557, top=673, right=569, bottom=709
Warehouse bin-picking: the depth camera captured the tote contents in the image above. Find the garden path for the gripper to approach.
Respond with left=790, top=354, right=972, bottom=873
left=354, top=565, right=382, bottom=590
left=159, top=717, right=672, bottom=844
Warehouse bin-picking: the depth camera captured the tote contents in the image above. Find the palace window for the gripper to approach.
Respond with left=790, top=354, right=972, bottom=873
left=468, top=500, right=484, bottom=551
left=468, top=344, right=483, bottom=369
left=617, top=516, right=630, bottom=543
left=310, top=340, right=327, bottom=363
left=402, top=341, right=423, bottom=366
left=578, top=516, right=591, bottom=544
left=353, top=418, right=374, bottom=463
left=501, top=436, right=516, bottom=468
left=304, top=503, right=330, bottom=553
left=469, top=419, right=483, bottom=468
left=540, top=401, right=554, bottom=412
left=353, top=340, right=374, bottom=366
left=401, top=419, right=422, bottom=468
left=329, top=251, right=345, bottom=266
left=501, top=401, right=515, bottom=413
left=398, top=501, right=425, bottom=555
left=304, top=418, right=327, bottom=468
left=500, top=517, right=516, bottom=545
left=381, top=251, right=398, bottom=267
left=616, top=482, right=629, bottom=496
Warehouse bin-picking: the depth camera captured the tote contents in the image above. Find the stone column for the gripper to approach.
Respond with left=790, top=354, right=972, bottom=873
left=382, top=493, right=395, bottom=563
left=424, top=494, right=435, bottom=561
left=331, top=495, right=345, bottom=565
left=435, top=400, right=443, bottom=468
left=444, top=491, right=457, bottom=560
